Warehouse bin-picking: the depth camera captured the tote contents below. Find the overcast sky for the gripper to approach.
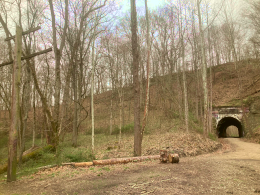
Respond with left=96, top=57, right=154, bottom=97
left=115, top=0, right=167, bottom=13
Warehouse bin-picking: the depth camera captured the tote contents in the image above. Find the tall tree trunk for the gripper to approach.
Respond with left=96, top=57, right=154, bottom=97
left=32, top=83, right=36, bottom=147
left=48, top=0, right=68, bottom=152
left=207, top=12, right=213, bottom=134
left=141, top=0, right=151, bottom=138
left=119, top=90, right=122, bottom=142
left=131, top=0, right=141, bottom=156
left=182, top=42, right=189, bottom=132
left=7, top=26, right=22, bottom=182
left=197, top=0, right=208, bottom=135
left=176, top=58, right=182, bottom=118
left=60, top=67, right=72, bottom=141
left=110, top=98, right=113, bottom=135
left=91, top=34, right=95, bottom=152
left=179, top=3, right=189, bottom=132
left=72, top=62, right=78, bottom=147
left=19, top=60, right=31, bottom=163
left=116, top=29, right=123, bottom=142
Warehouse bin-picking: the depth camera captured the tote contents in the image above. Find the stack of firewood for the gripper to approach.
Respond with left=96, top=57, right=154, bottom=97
left=160, top=150, right=179, bottom=163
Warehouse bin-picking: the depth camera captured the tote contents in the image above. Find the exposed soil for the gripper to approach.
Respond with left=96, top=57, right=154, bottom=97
left=1, top=138, right=260, bottom=195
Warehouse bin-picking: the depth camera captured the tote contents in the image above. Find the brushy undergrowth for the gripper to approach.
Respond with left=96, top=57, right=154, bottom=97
left=189, top=112, right=204, bottom=134
left=112, top=123, right=134, bottom=135
left=208, top=132, right=217, bottom=141
left=0, top=145, right=55, bottom=175
left=63, top=148, right=95, bottom=162
left=0, top=131, right=8, bottom=164
left=85, top=123, right=135, bottom=135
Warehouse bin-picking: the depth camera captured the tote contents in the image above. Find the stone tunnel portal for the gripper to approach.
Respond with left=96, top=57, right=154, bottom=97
left=217, top=117, right=243, bottom=138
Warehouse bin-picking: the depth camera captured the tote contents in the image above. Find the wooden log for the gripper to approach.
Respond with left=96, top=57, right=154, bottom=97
left=62, top=163, right=73, bottom=166
left=23, top=146, right=40, bottom=156
left=74, top=162, right=93, bottom=167
left=168, top=154, right=179, bottom=163
left=61, top=162, right=93, bottom=167
left=160, top=150, right=168, bottom=163
left=37, top=164, right=57, bottom=170
left=93, top=155, right=160, bottom=166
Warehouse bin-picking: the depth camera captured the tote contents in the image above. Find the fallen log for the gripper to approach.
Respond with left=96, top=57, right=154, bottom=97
left=37, top=164, right=57, bottom=170
left=160, top=150, right=168, bottom=163
left=160, top=149, right=179, bottom=163
left=62, top=162, right=94, bottom=167
left=168, top=153, right=179, bottom=163
left=74, top=162, right=93, bottom=167
left=93, top=155, right=160, bottom=166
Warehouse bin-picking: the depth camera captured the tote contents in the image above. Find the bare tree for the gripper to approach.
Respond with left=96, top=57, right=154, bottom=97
left=178, top=0, right=189, bottom=132
left=197, top=0, right=209, bottom=134
left=131, top=0, right=141, bottom=156
left=141, top=0, right=151, bottom=137
left=47, top=0, right=68, bottom=149
left=91, top=22, right=96, bottom=152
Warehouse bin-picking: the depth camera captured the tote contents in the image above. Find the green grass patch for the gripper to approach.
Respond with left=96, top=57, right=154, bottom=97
left=243, top=96, right=254, bottom=106
left=0, top=145, right=55, bottom=176
left=0, top=131, right=8, bottom=149
left=99, top=167, right=110, bottom=172
left=208, top=132, right=217, bottom=141
left=252, top=125, right=260, bottom=133
left=0, top=131, right=8, bottom=164
left=85, top=127, right=109, bottom=135
left=85, top=123, right=135, bottom=136
left=112, top=123, right=134, bottom=135
left=189, top=113, right=203, bottom=134
left=165, top=109, right=180, bottom=119
left=17, top=152, right=55, bottom=178
left=63, top=148, right=95, bottom=162
left=189, top=112, right=199, bottom=124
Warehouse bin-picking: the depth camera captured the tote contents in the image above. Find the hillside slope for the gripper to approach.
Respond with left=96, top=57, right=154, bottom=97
left=212, top=59, right=260, bottom=106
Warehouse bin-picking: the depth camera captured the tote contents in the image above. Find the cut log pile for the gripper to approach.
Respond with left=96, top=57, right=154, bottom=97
left=160, top=150, right=179, bottom=163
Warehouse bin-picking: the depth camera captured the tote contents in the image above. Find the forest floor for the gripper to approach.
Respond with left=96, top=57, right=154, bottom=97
left=1, top=138, right=260, bottom=195
left=1, top=60, right=260, bottom=195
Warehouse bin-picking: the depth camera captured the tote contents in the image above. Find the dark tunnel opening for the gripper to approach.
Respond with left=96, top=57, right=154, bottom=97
left=217, top=117, right=243, bottom=138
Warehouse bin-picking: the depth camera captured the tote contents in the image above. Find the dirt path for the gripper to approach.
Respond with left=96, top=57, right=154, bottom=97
left=1, top=138, right=260, bottom=195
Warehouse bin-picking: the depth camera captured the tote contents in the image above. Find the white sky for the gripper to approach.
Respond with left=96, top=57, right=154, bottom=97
left=114, top=0, right=246, bottom=20
left=116, top=0, right=168, bottom=13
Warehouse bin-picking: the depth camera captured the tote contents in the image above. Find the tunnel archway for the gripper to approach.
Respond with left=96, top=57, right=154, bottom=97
left=217, top=117, right=243, bottom=138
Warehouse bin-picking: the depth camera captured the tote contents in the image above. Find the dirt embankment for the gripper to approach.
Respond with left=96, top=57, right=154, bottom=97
left=94, top=132, right=222, bottom=160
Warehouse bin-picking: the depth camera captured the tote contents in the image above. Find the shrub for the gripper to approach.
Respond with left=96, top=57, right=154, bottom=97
left=189, top=112, right=199, bottom=124
left=112, top=123, right=134, bottom=135
left=86, top=127, right=109, bottom=135
left=64, top=149, right=95, bottom=162
left=208, top=132, right=217, bottom=141
left=165, top=110, right=180, bottom=119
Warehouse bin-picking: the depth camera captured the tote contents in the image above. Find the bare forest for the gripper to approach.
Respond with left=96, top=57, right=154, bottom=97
left=1, top=0, right=260, bottom=185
